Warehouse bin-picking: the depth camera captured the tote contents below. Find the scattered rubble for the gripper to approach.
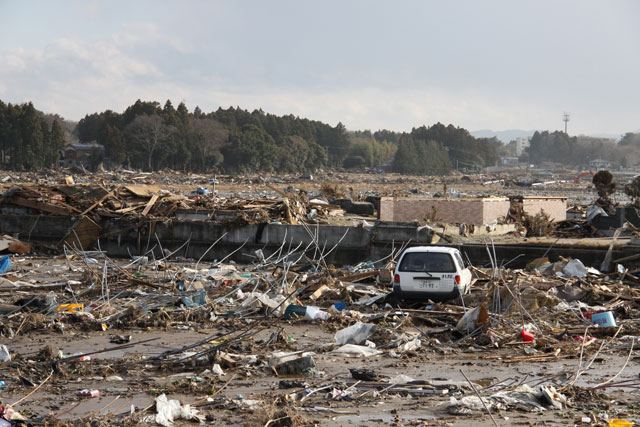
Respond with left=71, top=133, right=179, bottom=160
left=0, top=235, right=639, bottom=425
left=0, top=170, right=640, bottom=425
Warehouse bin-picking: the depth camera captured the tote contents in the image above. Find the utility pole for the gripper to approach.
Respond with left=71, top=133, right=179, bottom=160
left=562, top=112, right=570, bottom=134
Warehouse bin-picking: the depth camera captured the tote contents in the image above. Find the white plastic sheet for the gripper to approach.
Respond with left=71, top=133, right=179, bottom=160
left=154, top=394, right=199, bottom=427
left=0, top=344, right=10, bottom=362
left=331, top=344, right=382, bottom=357
left=586, top=204, right=607, bottom=221
left=334, top=322, right=377, bottom=345
left=563, top=259, right=588, bottom=278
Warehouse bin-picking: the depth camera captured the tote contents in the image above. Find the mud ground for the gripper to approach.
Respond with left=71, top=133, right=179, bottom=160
left=2, top=319, right=639, bottom=426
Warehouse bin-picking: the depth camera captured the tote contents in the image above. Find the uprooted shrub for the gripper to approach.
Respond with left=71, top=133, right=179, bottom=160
left=593, top=170, right=616, bottom=197
left=523, top=210, right=554, bottom=237
left=423, top=205, right=440, bottom=223
left=624, top=176, right=640, bottom=207
left=319, top=183, right=345, bottom=200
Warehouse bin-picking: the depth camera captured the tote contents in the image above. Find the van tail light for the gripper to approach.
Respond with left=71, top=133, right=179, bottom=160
left=394, top=274, right=400, bottom=283
left=455, top=275, right=461, bottom=284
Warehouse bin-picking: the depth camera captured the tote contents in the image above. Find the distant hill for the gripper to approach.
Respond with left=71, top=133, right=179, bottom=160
left=471, top=129, right=535, bottom=143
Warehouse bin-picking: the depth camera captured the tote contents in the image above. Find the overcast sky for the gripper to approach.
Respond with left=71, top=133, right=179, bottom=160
left=1, top=1, right=638, bottom=136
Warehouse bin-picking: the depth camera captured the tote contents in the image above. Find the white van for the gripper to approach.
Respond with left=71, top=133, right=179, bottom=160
left=393, top=246, right=472, bottom=301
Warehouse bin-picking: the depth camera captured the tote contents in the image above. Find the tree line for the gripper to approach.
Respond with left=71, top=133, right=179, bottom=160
left=0, top=99, right=511, bottom=175
left=74, top=100, right=403, bottom=173
left=6, top=97, right=636, bottom=176
left=522, top=131, right=640, bottom=169
left=390, top=124, right=504, bottom=174
left=75, top=100, right=356, bottom=173
left=77, top=103, right=505, bottom=175
left=0, top=101, right=65, bottom=170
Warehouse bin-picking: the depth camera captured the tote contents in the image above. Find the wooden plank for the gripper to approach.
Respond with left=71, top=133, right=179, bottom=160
left=612, top=252, right=640, bottom=264
left=123, top=184, right=162, bottom=197
left=49, top=198, right=83, bottom=214
left=283, top=199, right=298, bottom=224
left=164, top=203, right=179, bottom=217
left=141, top=194, right=160, bottom=216
left=58, top=216, right=102, bottom=251
left=239, top=204, right=277, bottom=209
left=339, top=270, right=379, bottom=282
left=11, top=195, right=73, bottom=215
left=114, top=203, right=148, bottom=213
left=81, top=186, right=120, bottom=216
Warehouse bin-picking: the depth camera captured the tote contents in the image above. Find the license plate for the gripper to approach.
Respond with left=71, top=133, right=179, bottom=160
left=419, top=281, right=439, bottom=289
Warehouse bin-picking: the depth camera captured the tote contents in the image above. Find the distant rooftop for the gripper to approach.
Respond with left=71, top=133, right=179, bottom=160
left=67, top=142, right=104, bottom=152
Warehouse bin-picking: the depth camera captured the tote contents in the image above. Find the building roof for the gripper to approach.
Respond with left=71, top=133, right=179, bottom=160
left=67, top=143, right=104, bottom=152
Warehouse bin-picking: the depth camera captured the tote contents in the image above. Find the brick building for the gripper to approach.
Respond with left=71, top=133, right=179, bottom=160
left=516, top=196, right=567, bottom=222
left=379, top=196, right=567, bottom=225
left=378, top=197, right=510, bottom=225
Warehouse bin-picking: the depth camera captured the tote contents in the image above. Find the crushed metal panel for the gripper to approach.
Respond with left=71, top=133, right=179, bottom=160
left=58, top=216, right=102, bottom=251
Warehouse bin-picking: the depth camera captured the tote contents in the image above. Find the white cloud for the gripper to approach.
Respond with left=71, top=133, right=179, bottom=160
left=0, top=36, right=620, bottom=136
left=0, top=8, right=637, bottom=137
left=0, top=27, right=166, bottom=117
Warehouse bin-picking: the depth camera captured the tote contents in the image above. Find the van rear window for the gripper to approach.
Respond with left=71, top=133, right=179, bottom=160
left=399, top=252, right=456, bottom=273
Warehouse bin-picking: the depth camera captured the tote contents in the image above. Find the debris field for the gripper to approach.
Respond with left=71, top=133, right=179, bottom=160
left=0, top=170, right=639, bottom=426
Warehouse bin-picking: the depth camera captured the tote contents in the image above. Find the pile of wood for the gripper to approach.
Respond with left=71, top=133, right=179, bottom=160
left=0, top=184, right=345, bottom=226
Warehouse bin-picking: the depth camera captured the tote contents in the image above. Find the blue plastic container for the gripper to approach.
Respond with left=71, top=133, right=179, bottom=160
left=591, top=311, right=616, bottom=327
left=333, top=302, right=346, bottom=311
left=0, top=255, right=10, bottom=275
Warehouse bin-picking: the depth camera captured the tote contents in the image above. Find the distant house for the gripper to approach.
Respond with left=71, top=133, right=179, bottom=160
left=62, top=142, right=104, bottom=169
left=501, top=156, right=519, bottom=166
left=515, top=137, right=530, bottom=157
left=589, top=158, right=612, bottom=171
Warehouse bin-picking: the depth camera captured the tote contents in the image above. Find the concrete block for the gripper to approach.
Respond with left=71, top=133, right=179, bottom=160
left=331, top=199, right=375, bottom=216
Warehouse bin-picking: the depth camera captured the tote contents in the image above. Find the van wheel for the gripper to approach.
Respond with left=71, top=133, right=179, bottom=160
left=388, top=285, right=402, bottom=306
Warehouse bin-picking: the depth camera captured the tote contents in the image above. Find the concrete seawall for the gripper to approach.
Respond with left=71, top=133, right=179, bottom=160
left=0, top=214, right=634, bottom=269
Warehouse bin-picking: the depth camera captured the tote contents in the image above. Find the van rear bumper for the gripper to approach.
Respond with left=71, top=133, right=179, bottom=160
left=393, top=284, right=461, bottom=302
